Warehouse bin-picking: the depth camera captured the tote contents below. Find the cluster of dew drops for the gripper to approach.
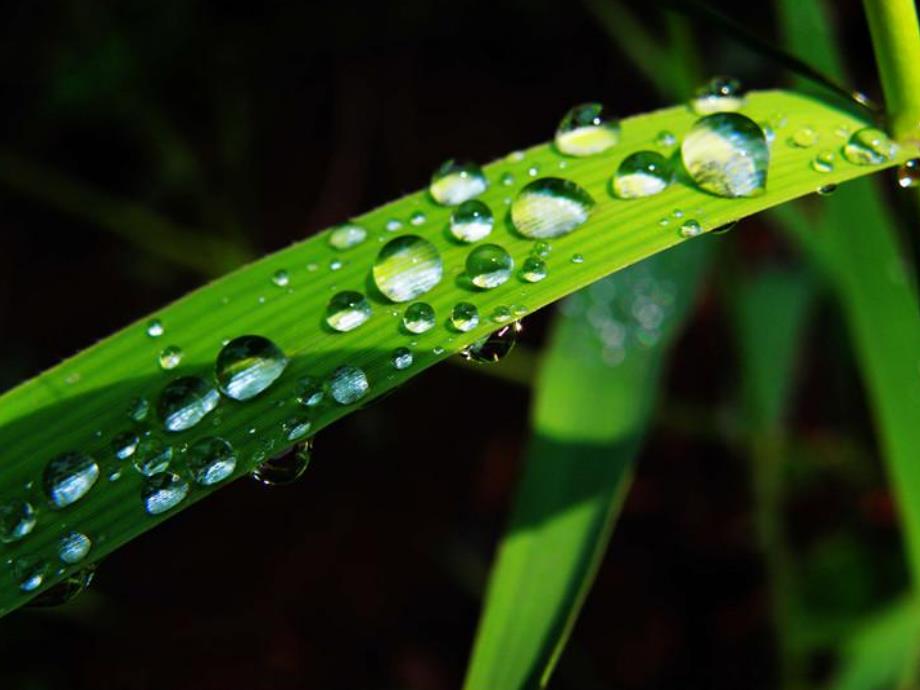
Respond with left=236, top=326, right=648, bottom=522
left=4, top=77, right=919, bottom=607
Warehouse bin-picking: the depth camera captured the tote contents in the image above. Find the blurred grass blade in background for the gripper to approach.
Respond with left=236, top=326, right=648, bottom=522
left=464, top=241, right=711, bottom=690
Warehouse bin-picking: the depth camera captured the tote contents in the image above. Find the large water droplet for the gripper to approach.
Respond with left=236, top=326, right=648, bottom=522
left=372, top=235, right=444, bottom=302
left=555, top=103, right=621, bottom=156
left=450, top=200, right=494, bottom=242
left=187, top=437, right=237, bottom=485
left=142, top=472, right=189, bottom=515
left=612, top=151, right=673, bottom=198
left=450, top=302, right=480, bottom=332
left=520, top=256, right=548, bottom=283
left=327, top=365, right=369, bottom=405
left=132, top=436, right=174, bottom=476
left=511, top=178, right=595, bottom=238
left=392, top=347, right=414, bottom=370
left=329, top=223, right=368, bottom=250
left=403, top=302, right=437, bottom=334
left=682, top=113, right=769, bottom=197
left=467, top=244, right=514, bottom=289
left=58, top=531, right=92, bottom=564
left=429, top=160, right=488, bottom=205
left=251, top=440, right=313, bottom=486
left=26, top=566, right=95, bottom=607
left=158, top=345, right=183, bottom=370
left=325, top=291, right=372, bottom=332
left=462, top=321, right=522, bottom=363
left=216, top=335, right=288, bottom=401
left=843, top=127, right=898, bottom=165
left=158, top=376, right=220, bottom=432
left=44, top=452, right=99, bottom=508
left=690, top=76, right=744, bottom=114
left=0, top=499, right=36, bottom=543
left=898, top=159, right=920, bottom=188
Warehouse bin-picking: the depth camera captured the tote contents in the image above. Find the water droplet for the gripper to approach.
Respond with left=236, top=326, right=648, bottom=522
left=328, top=223, right=368, bottom=250
left=450, top=302, right=480, bottom=332
left=571, top=253, right=585, bottom=264
left=466, top=244, right=514, bottom=289
left=462, top=321, right=522, bottom=363
left=812, top=150, right=835, bottom=173
left=511, top=304, right=528, bottom=318
left=271, top=269, right=289, bottom=287
left=429, top=160, right=488, bottom=205
left=329, top=258, right=344, bottom=271
left=58, top=531, right=92, bottom=564
left=403, top=302, right=436, bottom=334
left=0, top=499, right=36, bottom=543
left=555, top=103, right=621, bottom=156
left=491, top=306, right=512, bottom=323
left=216, top=335, right=289, bottom=401
left=500, top=172, right=515, bottom=186
left=325, top=291, right=372, bottom=332
left=790, top=126, right=818, bottom=147
left=327, top=365, right=369, bottom=405
left=527, top=165, right=540, bottom=177
left=897, top=159, right=920, bottom=188
left=112, top=431, right=140, bottom=460
left=158, top=345, right=183, bottom=370
left=251, top=440, right=313, bottom=486
left=843, top=127, right=898, bottom=165
left=17, top=560, right=48, bottom=592
left=410, top=211, right=427, bottom=226
left=679, top=219, right=703, bottom=238
left=672, top=209, right=684, bottom=218
left=817, top=183, right=837, bottom=196
left=658, top=218, right=670, bottom=227
left=392, top=347, right=413, bottom=370
left=612, top=151, right=673, bottom=198
left=511, top=178, right=595, bottom=238
left=372, top=235, right=444, bottom=302
left=44, top=452, right=99, bottom=508
left=690, top=76, right=744, bottom=114
left=158, top=376, right=220, bottom=432
left=146, top=319, right=164, bottom=338
left=142, top=472, right=189, bottom=515
left=450, top=200, right=494, bottom=242
left=132, top=436, right=173, bottom=475
left=26, top=566, right=95, bottom=607
left=295, top=377, right=325, bottom=407
left=128, top=397, right=149, bottom=422
left=283, top=417, right=312, bottom=442
left=655, top=130, right=677, bottom=147
left=520, top=256, right=548, bottom=282
left=187, top=437, right=237, bottom=485
left=533, top=241, right=552, bottom=257
left=682, top=113, right=769, bottom=197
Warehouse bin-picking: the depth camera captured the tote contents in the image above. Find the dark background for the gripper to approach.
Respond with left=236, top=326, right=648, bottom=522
left=0, top=1, right=908, bottom=688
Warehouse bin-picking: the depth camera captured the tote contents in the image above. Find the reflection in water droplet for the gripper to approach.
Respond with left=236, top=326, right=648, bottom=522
left=187, top=437, right=237, bottom=485
left=520, top=256, right=548, bottom=283
left=328, top=223, right=368, bottom=250
left=112, top=431, right=140, bottom=460
left=690, top=76, right=744, bottom=114
left=271, top=269, right=289, bottom=287
left=158, top=376, right=220, bottom=432
left=392, top=347, right=414, bottom=370
left=327, top=365, right=369, bottom=405
left=843, top=127, right=898, bottom=165
left=462, top=321, right=523, bottom=363
left=146, top=319, right=164, bottom=338
left=142, top=472, right=189, bottom=515
left=790, top=127, right=818, bottom=148
left=429, top=160, right=488, bottom=205
left=58, top=531, right=92, bottom=564
left=817, top=184, right=837, bottom=196
left=26, top=566, right=96, bottom=607
left=372, top=235, right=444, bottom=302
left=325, top=291, right=372, bottom=332
left=898, top=159, right=920, bottom=188
left=158, top=345, right=183, bottom=370
left=450, top=200, right=494, bottom=242
left=612, top=151, right=673, bottom=198
left=680, top=220, right=703, bottom=238
left=811, top=150, right=835, bottom=173
left=132, top=436, right=174, bottom=476
left=467, top=244, right=514, bottom=289
left=682, top=113, right=769, bottom=197
left=450, top=302, right=480, bottom=332
left=511, top=178, right=595, bottom=238
left=44, top=452, right=99, bottom=508
left=295, top=377, right=324, bottom=407
left=0, top=499, right=36, bottom=543
left=555, top=103, right=621, bottom=156
left=216, top=335, right=288, bottom=401
left=252, top=440, right=313, bottom=486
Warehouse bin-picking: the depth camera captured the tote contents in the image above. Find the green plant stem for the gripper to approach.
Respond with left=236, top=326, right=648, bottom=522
left=863, top=0, right=920, bottom=142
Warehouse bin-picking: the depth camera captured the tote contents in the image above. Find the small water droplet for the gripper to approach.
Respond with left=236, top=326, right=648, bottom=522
left=450, top=200, right=494, bottom=242
left=283, top=417, right=312, bottom=442
left=17, top=560, right=49, bottom=592
left=252, top=440, right=313, bottom=486
left=328, top=223, right=368, bottom=250
left=372, top=235, right=444, bottom=302
left=429, top=160, right=488, bottom=205
left=112, top=431, right=140, bottom=460
left=612, top=151, right=673, bottom=198
left=216, top=335, right=289, bottom=401
left=392, top=347, right=413, bottom=370
left=527, top=165, right=540, bottom=177
left=843, top=127, right=898, bottom=165
left=501, top=172, right=515, bottom=186
left=325, top=291, right=372, bottom=332
left=679, top=219, right=703, bottom=238
left=410, top=211, right=427, bottom=226
left=450, top=302, right=480, bottom=332
left=158, top=345, right=183, bottom=370
left=187, top=437, right=237, bottom=485
left=812, top=150, right=835, bottom=173
left=295, top=377, right=325, bottom=407
left=329, top=258, right=345, bottom=272
left=132, top=436, right=173, bottom=476
left=158, top=376, right=220, bottom=432
left=327, top=365, right=370, bottom=405
left=682, top=113, right=769, bottom=197
left=0, top=499, right=36, bottom=543
left=462, top=321, right=523, bottom=363
left=58, top=531, right=92, bottom=564
left=511, top=178, right=595, bottom=238
left=127, top=397, right=149, bottom=422
left=142, top=472, right=189, bottom=515
left=571, top=253, right=585, bottom=264
left=533, top=241, right=552, bottom=257
left=897, top=159, right=920, bottom=188
left=490, top=306, right=511, bottom=324
left=520, top=256, right=548, bottom=282
left=790, top=126, right=818, bottom=148
left=44, top=452, right=99, bottom=508
left=467, top=244, right=514, bottom=289
left=690, top=76, right=744, bottom=114
left=555, top=103, right=621, bottom=156
left=817, top=183, right=837, bottom=196
left=146, top=319, right=164, bottom=338
left=655, top=130, right=676, bottom=147
left=403, top=302, right=436, bottom=334
left=271, top=269, right=290, bottom=287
